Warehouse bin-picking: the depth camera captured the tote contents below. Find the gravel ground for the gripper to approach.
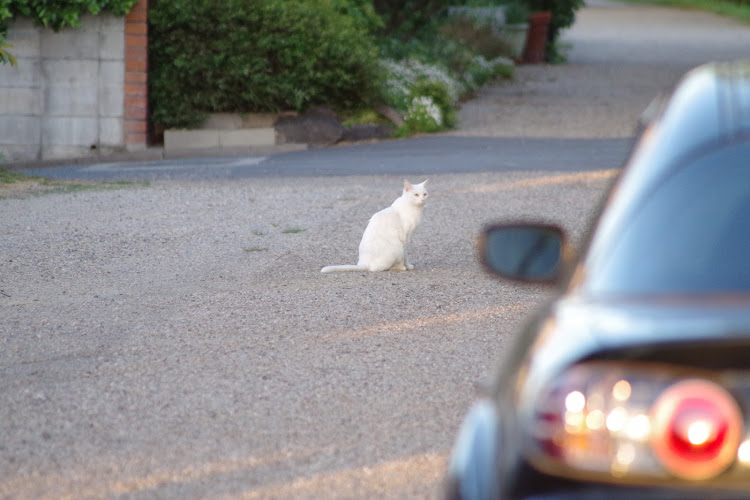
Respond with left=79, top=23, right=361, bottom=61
left=3, top=2, right=750, bottom=499
left=1, top=172, right=610, bottom=499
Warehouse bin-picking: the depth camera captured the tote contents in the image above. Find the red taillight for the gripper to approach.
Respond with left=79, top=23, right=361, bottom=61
left=528, top=363, right=747, bottom=483
left=651, top=379, right=743, bottom=480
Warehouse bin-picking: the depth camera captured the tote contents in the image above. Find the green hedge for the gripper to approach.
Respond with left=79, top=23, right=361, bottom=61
left=149, top=0, right=382, bottom=129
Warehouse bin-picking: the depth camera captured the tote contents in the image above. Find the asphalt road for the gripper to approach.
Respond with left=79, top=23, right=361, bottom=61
left=17, top=137, right=633, bottom=182
left=3, top=2, right=750, bottom=499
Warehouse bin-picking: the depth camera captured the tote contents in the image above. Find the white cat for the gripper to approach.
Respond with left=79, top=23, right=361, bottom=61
left=321, top=180, right=428, bottom=273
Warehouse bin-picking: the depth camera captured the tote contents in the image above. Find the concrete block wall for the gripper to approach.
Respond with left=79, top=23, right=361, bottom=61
left=0, top=0, right=148, bottom=162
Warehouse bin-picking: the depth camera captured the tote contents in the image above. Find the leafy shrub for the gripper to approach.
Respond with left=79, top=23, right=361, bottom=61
left=149, top=0, right=381, bottom=128
left=412, top=79, right=456, bottom=128
left=378, top=58, right=454, bottom=134
left=379, top=15, right=514, bottom=115
left=380, top=49, right=511, bottom=134
left=440, top=17, right=510, bottom=59
left=380, top=58, right=461, bottom=106
left=403, top=96, right=443, bottom=134
left=0, top=39, right=15, bottom=65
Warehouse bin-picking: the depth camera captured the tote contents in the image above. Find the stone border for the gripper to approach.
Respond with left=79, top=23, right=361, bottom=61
left=163, top=109, right=396, bottom=155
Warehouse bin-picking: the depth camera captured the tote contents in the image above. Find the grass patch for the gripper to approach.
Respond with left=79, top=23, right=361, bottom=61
left=0, top=168, right=148, bottom=199
left=617, top=0, right=750, bottom=24
left=244, top=247, right=269, bottom=252
left=341, top=109, right=391, bottom=127
left=252, top=230, right=267, bottom=236
left=41, top=179, right=147, bottom=194
left=282, top=228, right=306, bottom=234
left=0, top=167, right=41, bottom=184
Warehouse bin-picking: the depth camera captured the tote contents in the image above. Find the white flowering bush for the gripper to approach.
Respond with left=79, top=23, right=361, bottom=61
left=460, top=54, right=515, bottom=94
left=381, top=59, right=460, bottom=107
left=404, top=95, right=443, bottom=133
left=379, top=58, right=462, bottom=134
left=375, top=14, right=516, bottom=136
left=379, top=59, right=414, bottom=111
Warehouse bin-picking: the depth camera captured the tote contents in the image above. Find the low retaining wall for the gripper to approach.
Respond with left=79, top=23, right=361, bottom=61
left=0, top=1, right=148, bottom=163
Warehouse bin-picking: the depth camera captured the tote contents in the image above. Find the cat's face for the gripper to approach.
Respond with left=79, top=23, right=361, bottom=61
left=404, top=180, right=428, bottom=207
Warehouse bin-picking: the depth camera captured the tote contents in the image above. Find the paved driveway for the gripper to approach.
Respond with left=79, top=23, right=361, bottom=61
left=2, top=2, right=750, bottom=499
left=457, top=0, right=750, bottom=138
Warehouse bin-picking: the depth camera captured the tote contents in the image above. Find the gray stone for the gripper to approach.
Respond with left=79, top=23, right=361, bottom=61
left=42, top=117, right=98, bottom=146
left=98, top=15, right=125, bottom=33
left=218, top=128, right=276, bottom=148
left=42, top=59, right=99, bottom=87
left=374, top=103, right=404, bottom=127
left=99, top=84, right=125, bottom=118
left=99, top=118, right=124, bottom=146
left=45, top=84, right=99, bottom=117
left=0, top=116, right=41, bottom=146
left=0, top=88, right=42, bottom=115
left=4, top=19, right=41, bottom=58
left=0, top=144, right=39, bottom=161
left=341, top=124, right=394, bottom=142
left=41, top=27, right=100, bottom=60
left=164, top=130, right=220, bottom=151
left=99, top=30, right=125, bottom=61
left=99, top=61, right=125, bottom=85
left=1, top=59, right=42, bottom=87
left=275, top=107, right=343, bottom=145
left=41, top=144, right=95, bottom=160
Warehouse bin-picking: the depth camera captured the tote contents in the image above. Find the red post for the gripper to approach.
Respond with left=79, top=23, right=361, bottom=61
left=124, top=0, right=149, bottom=149
left=523, top=11, right=552, bottom=64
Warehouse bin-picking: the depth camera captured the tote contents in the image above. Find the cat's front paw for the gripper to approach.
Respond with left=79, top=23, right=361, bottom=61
left=406, top=263, right=414, bottom=270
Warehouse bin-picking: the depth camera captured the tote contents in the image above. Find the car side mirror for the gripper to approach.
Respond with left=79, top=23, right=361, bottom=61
left=479, top=223, right=566, bottom=283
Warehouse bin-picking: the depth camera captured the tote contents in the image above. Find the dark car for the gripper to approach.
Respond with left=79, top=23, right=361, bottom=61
left=445, top=60, right=750, bottom=500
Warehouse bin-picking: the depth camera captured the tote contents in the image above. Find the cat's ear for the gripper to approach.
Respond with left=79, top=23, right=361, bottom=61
left=421, top=179, right=428, bottom=186
left=403, top=180, right=413, bottom=192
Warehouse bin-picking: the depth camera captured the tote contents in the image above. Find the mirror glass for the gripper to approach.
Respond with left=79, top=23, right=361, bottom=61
left=483, top=225, right=563, bottom=282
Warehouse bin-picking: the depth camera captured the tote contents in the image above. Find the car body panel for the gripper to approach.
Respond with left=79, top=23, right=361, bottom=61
left=446, top=60, right=750, bottom=500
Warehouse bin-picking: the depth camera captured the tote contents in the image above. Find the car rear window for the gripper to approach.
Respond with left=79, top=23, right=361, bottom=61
left=584, top=141, right=750, bottom=295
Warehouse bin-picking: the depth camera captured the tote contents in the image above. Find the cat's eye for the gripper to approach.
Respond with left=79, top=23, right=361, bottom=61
left=414, top=193, right=419, bottom=196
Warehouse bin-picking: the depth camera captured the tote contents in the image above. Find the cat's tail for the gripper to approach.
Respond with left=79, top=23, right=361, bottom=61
left=320, top=264, right=368, bottom=273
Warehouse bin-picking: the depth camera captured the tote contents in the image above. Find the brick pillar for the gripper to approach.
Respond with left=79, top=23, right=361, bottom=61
left=123, top=0, right=148, bottom=149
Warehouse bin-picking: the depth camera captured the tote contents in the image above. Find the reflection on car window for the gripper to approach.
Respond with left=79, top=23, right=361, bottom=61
left=586, top=142, right=750, bottom=294
left=485, top=227, right=561, bottom=280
